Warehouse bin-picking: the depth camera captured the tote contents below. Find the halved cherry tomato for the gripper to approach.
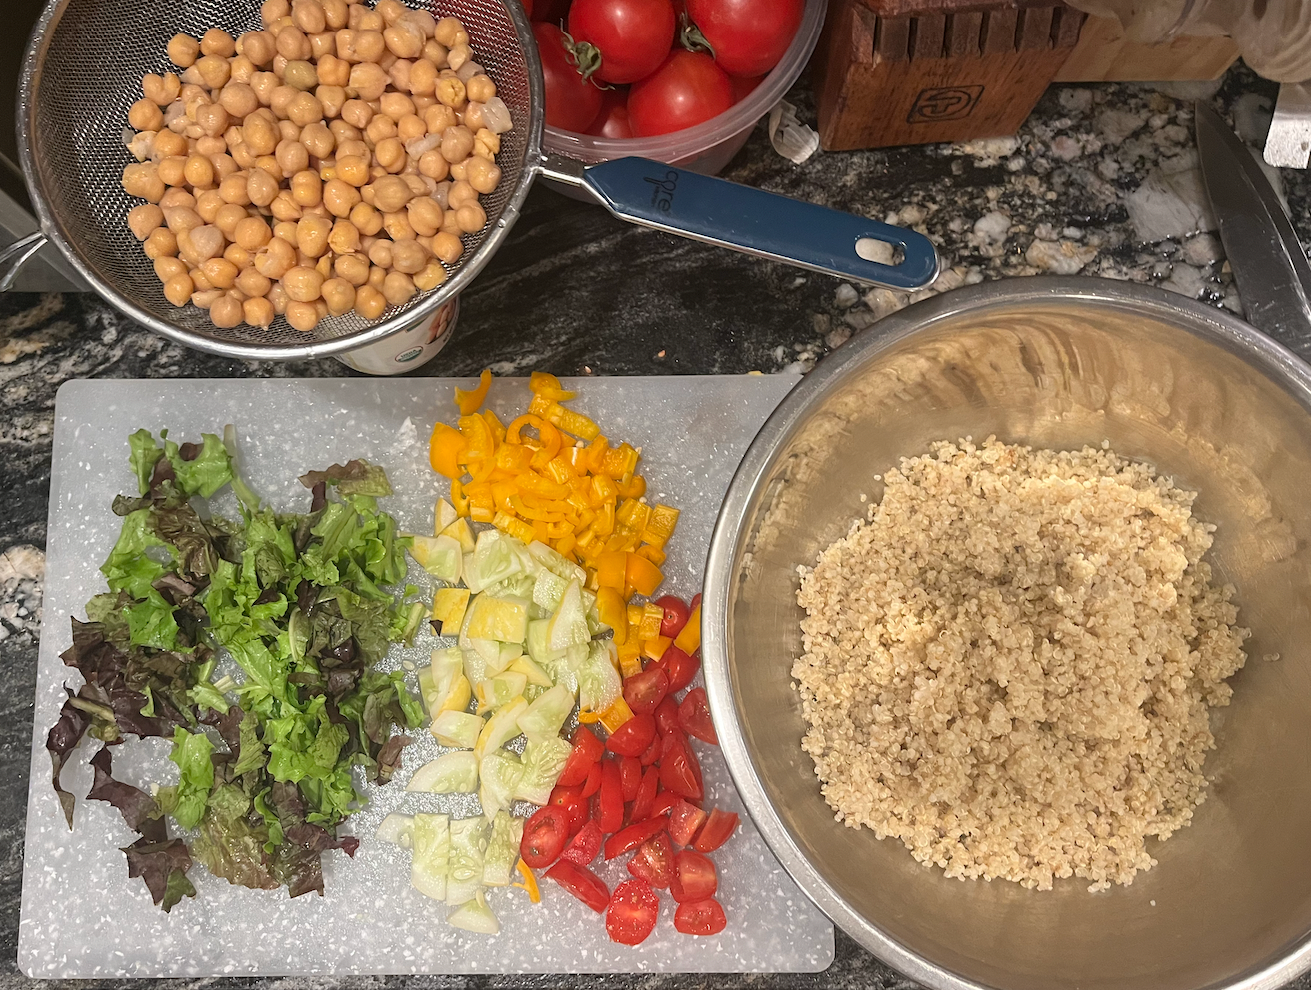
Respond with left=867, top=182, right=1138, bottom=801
left=692, top=807, right=740, bottom=853
left=619, top=755, right=642, bottom=802
left=582, top=760, right=603, bottom=797
left=690, top=592, right=702, bottom=611
left=545, top=859, right=611, bottom=913
left=639, top=726, right=662, bottom=765
left=670, top=849, right=717, bottom=903
left=654, top=695, right=681, bottom=736
left=550, top=782, right=589, bottom=835
left=558, top=727, right=605, bottom=786
left=655, top=595, right=691, bottom=638
left=561, top=819, right=604, bottom=866
left=650, top=788, right=683, bottom=819
left=604, top=814, right=670, bottom=860
left=668, top=798, right=708, bottom=847
left=628, top=830, right=676, bottom=888
left=606, top=878, right=660, bottom=945
left=659, top=645, right=700, bottom=694
left=631, top=765, right=659, bottom=822
left=623, top=666, right=669, bottom=716
left=606, top=712, right=656, bottom=757
left=674, top=896, right=727, bottom=936
left=678, top=686, right=718, bottom=745
left=660, top=731, right=704, bottom=801
left=598, top=758, right=625, bottom=833
left=521, top=805, right=571, bottom=868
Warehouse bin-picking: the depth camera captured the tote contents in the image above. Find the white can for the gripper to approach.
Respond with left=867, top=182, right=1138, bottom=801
left=335, top=296, right=460, bottom=375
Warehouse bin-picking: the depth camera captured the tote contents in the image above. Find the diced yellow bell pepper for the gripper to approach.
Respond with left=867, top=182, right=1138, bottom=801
left=642, top=635, right=671, bottom=661
left=636, top=544, right=666, bottom=567
left=454, top=368, right=493, bottom=415
left=617, top=635, right=641, bottom=672
left=596, top=587, right=626, bottom=642
left=626, top=553, right=664, bottom=597
left=620, top=652, right=643, bottom=679
left=530, top=371, right=576, bottom=401
left=449, top=478, right=470, bottom=517
left=428, top=422, right=467, bottom=480
left=616, top=473, right=646, bottom=500
left=642, top=504, right=680, bottom=549
left=674, top=603, right=701, bottom=654
left=514, top=859, right=541, bottom=903
left=482, top=408, right=506, bottom=444
left=493, top=511, right=536, bottom=544
left=639, top=602, right=663, bottom=641
left=597, top=696, right=634, bottom=733
left=596, top=551, right=626, bottom=590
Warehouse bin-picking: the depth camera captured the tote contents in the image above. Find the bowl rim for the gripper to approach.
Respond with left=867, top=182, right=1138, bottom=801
left=701, top=275, right=1311, bottom=990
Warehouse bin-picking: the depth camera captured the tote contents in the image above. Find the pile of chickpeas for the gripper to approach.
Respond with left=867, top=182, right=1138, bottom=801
left=121, top=0, right=512, bottom=333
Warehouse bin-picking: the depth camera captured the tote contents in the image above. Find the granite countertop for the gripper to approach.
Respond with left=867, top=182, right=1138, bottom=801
left=2, top=63, right=1310, bottom=989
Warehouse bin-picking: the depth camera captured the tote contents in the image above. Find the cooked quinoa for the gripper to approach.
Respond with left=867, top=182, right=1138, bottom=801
left=793, top=438, right=1249, bottom=891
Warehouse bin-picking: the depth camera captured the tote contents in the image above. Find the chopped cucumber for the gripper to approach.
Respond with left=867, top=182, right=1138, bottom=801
left=431, top=710, right=483, bottom=749
left=470, top=637, right=510, bottom=674
left=447, top=888, right=499, bottom=934
left=447, top=816, right=490, bottom=905
left=441, top=516, right=476, bottom=554
left=408, top=534, right=463, bottom=583
left=564, top=642, right=590, bottom=671
left=527, top=540, right=587, bottom=584
left=410, top=812, right=450, bottom=902
left=525, top=618, right=565, bottom=665
left=532, top=568, right=568, bottom=613
left=466, top=594, right=530, bottom=644
left=473, top=529, right=523, bottom=588
left=515, top=736, right=573, bottom=805
left=408, top=750, right=479, bottom=793
left=476, top=671, right=529, bottom=711
left=483, top=573, right=536, bottom=600
left=479, top=749, right=524, bottom=820
left=435, top=497, right=458, bottom=535
left=577, top=639, right=622, bottom=713
left=431, top=587, right=470, bottom=631
left=483, top=811, right=524, bottom=887
left=547, top=579, right=592, bottom=653
left=516, top=684, right=575, bottom=744
left=542, top=657, right=579, bottom=695
left=510, top=654, right=553, bottom=688
left=461, top=551, right=483, bottom=593
left=474, top=696, right=528, bottom=760
left=376, top=812, right=414, bottom=849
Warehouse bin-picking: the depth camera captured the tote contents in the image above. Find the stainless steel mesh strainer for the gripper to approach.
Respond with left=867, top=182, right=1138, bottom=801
left=11, top=0, right=543, bottom=360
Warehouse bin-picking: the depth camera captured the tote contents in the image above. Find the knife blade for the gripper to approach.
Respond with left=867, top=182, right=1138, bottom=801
left=1195, top=101, right=1311, bottom=355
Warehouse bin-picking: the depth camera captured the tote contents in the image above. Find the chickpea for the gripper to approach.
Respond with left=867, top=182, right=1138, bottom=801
left=434, top=17, right=466, bottom=48
left=282, top=265, right=324, bottom=302
left=269, top=84, right=298, bottom=118
left=319, top=277, right=355, bottom=315
left=293, top=214, right=330, bottom=257
left=389, top=238, right=427, bottom=274
left=143, top=72, right=181, bottom=106
left=147, top=130, right=185, bottom=161
left=394, top=115, right=422, bottom=144
left=352, top=6, right=384, bottom=31
left=276, top=25, right=311, bottom=61
left=364, top=238, right=393, bottom=268
left=211, top=203, right=246, bottom=237
left=194, top=135, right=224, bottom=157
left=155, top=256, right=188, bottom=282
left=316, top=84, right=346, bottom=119
left=275, top=139, right=310, bottom=174
left=255, top=236, right=297, bottom=277
left=188, top=223, right=226, bottom=261
left=322, top=0, right=349, bottom=30
left=284, top=299, right=319, bottom=331
left=349, top=201, right=383, bottom=236
left=382, top=210, right=414, bottom=241
left=239, top=30, right=276, bottom=68
left=189, top=288, right=222, bottom=309
left=243, top=112, right=279, bottom=156
left=191, top=104, right=227, bottom=141
left=375, top=136, right=405, bottom=173
left=365, top=114, right=398, bottom=145
left=378, top=270, right=414, bottom=306
left=127, top=203, right=164, bottom=240
left=144, top=226, right=179, bottom=259
left=128, top=98, right=163, bottom=132
left=279, top=59, right=315, bottom=92
left=332, top=252, right=367, bottom=285
left=194, top=55, right=231, bottom=90
left=168, top=33, right=200, bottom=68
left=249, top=71, right=278, bottom=107
left=455, top=202, right=486, bottom=234
left=233, top=216, right=273, bottom=250
left=210, top=153, right=240, bottom=183
left=188, top=264, right=214, bottom=291
left=387, top=57, right=412, bottom=93
left=244, top=295, right=276, bottom=327
left=447, top=179, right=477, bottom=209
left=224, top=243, right=254, bottom=270
left=195, top=190, right=225, bottom=223
left=341, top=98, right=373, bottom=129
left=309, top=30, right=336, bottom=59
left=181, top=153, right=214, bottom=189
left=318, top=219, right=356, bottom=256
left=384, top=21, right=423, bottom=59
left=213, top=83, right=254, bottom=123
left=332, top=154, right=367, bottom=187
left=282, top=92, right=321, bottom=127
left=159, top=187, right=197, bottom=211
left=407, top=196, right=442, bottom=237
left=414, top=148, right=448, bottom=182
left=292, top=0, right=326, bottom=34
left=413, top=259, right=446, bottom=291
left=269, top=281, right=290, bottom=314
left=473, top=128, right=500, bottom=160
left=200, top=257, right=239, bottom=289
left=262, top=0, right=291, bottom=27
left=408, top=57, right=437, bottom=97
left=270, top=190, right=304, bottom=221
left=210, top=292, right=244, bottom=328
left=375, top=0, right=404, bottom=25
left=247, top=168, right=279, bottom=207
left=378, top=91, right=414, bottom=122
left=353, top=283, right=386, bottom=318
left=431, top=229, right=462, bottom=264
left=465, top=156, right=501, bottom=195
left=447, top=44, right=472, bottom=72
left=215, top=173, right=248, bottom=205
left=349, top=61, right=389, bottom=101
left=366, top=264, right=387, bottom=290
left=229, top=54, right=256, bottom=84
left=440, top=125, right=473, bottom=163
left=274, top=219, right=299, bottom=244
left=465, top=74, right=496, bottom=103
left=198, top=28, right=234, bottom=59
left=163, top=272, right=195, bottom=306
left=335, top=138, right=368, bottom=161
left=368, top=174, right=412, bottom=213
left=424, top=39, right=449, bottom=67
left=434, top=76, right=466, bottom=111
left=154, top=156, right=184, bottom=187
left=439, top=206, right=463, bottom=236
left=229, top=267, right=267, bottom=298
left=314, top=178, right=354, bottom=219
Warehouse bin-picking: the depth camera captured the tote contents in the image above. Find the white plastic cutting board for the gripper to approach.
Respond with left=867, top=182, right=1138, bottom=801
left=19, top=375, right=834, bottom=978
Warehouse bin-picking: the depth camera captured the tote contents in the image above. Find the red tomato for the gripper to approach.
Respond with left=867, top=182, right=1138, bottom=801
left=678, top=687, right=718, bottom=745
left=655, top=595, right=690, bottom=638
left=585, top=86, right=634, bottom=138
left=730, top=73, right=764, bottom=103
left=623, top=666, right=669, bottom=716
left=545, top=859, right=611, bottom=913
left=619, top=755, right=642, bottom=802
left=534, top=22, right=603, bottom=133
left=520, top=0, right=534, bottom=14
left=582, top=760, right=603, bottom=797
left=521, top=805, right=571, bottom=868
left=651, top=787, right=684, bottom=818
left=674, top=897, right=727, bottom=935
left=558, top=727, right=605, bottom=787
left=550, top=783, right=590, bottom=835
left=659, top=731, right=704, bottom=801
left=686, top=0, right=803, bottom=78
left=628, top=830, right=676, bottom=888
left=627, top=51, right=733, bottom=137
left=631, top=765, right=659, bottom=822
left=606, top=878, right=661, bottom=945
left=690, top=592, right=702, bottom=610
left=561, top=819, right=605, bottom=866
left=531, top=0, right=571, bottom=22
left=568, top=0, right=676, bottom=84
left=654, top=695, right=681, bottom=736
left=670, top=849, right=717, bottom=903
left=598, top=758, right=625, bottom=833
left=604, top=814, right=669, bottom=860
left=668, top=798, right=708, bottom=847
left=639, top=728, right=662, bottom=765
left=658, top=645, right=699, bottom=694
left=693, top=807, right=739, bottom=852
left=606, top=712, right=656, bottom=757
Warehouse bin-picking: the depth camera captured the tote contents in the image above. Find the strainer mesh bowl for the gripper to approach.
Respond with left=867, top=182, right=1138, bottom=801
left=19, top=0, right=540, bottom=358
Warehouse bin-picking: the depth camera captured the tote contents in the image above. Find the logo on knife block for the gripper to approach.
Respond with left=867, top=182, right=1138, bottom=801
left=907, top=86, right=984, bottom=123
left=644, top=170, right=679, bottom=214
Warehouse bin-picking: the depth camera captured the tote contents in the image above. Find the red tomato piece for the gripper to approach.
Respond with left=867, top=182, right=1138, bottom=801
left=670, top=849, right=717, bottom=903
left=582, top=760, right=603, bottom=797
left=654, top=695, right=681, bottom=736
left=598, top=758, right=625, bottom=833
left=650, top=787, right=683, bottom=819
left=730, top=73, right=765, bottom=103
left=558, top=726, right=605, bottom=787
left=690, top=592, right=702, bottom=611
left=655, top=595, right=690, bottom=638
left=561, top=819, right=605, bottom=866
left=520, top=805, right=571, bottom=868
left=659, top=732, right=704, bottom=801
left=686, top=0, right=804, bottom=78
left=534, top=22, right=603, bottom=133
left=604, top=814, right=669, bottom=860
left=639, top=727, right=662, bottom=765
left=619, top=755, right=642, bottom=802
left=693, top=807, right=739, bottom=853
left=606, top=878, right=661, bottom=945
left=545, top=859, right=611, bottom=913
left=674, top=897, right=727, bottom=936
left=623, top=665, right=669, bottom=716
left=550, top=783, right=590, bottom=836
left=678, top=686, right=719, bottom=745
left=627, top=50, right=733, bottom=137
left=631, top=765, right=659, bottom=822
left=659, top=645, right=699, bottom=694
left=628, top=830, right=676, bottom=888
left=606, top=712, right=656, bottom=757
left=668, top=798, right=708, bottom=847
left=521, top=0, right=534, bottom=14
left=568, top=0, right=677, bottom=84
left=585, top=86, right=634, bottom=138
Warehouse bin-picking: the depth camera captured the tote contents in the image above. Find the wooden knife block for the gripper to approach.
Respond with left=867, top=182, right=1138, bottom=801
left=812, top=0, right=1084, bottom=151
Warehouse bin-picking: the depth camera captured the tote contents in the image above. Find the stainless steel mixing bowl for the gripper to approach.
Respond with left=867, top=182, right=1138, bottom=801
left=702, top=277, right=1311, bottom=990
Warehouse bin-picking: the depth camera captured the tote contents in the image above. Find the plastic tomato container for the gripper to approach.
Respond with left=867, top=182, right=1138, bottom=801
left=541, top=0, right=825, bottom=176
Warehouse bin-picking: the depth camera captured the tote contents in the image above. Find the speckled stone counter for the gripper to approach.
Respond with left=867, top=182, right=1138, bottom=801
left=2, top=63, right=1310, bottom=989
